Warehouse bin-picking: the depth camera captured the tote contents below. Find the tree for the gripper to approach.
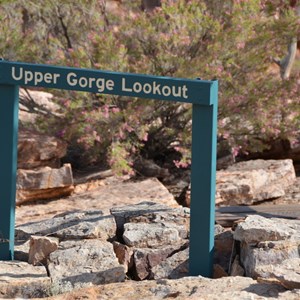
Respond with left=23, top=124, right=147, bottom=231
left=0, top=0, right=299, bottom=173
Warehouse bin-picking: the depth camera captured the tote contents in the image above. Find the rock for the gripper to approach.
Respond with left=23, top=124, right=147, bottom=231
left=16, top=163, right=74, bottom=204
left=273, top=177, right=300, bottom=205
left=14, top=240, right=30, bottom=262
left=256, top=258, right=300, bottom=289
left=241, top=240, right=300, bottom=278
left=111, top=201, right=189, bottom=235
left=230, top=255, right=245, bottom=276
left=185, top=159, right=297, bottom=207
left=234, top=215, right=300, bottom=244
left=48, top=239, right=125, bottom=293
left=234, top=215, right=300, bottom=282
left=113, top=241, right=133, bottom=273
left=133, top=243, right=187, bottom=280
left=214, top=230, right=235, bottom=273
left=28, top=236, right=59, bottom=266
left=150, top=248, right=189, bottom=279
left=216, top=159, right=296, bottom=205
left=213, top=264, right=228, bottom=278
left=0, top=261, right=50, bottom=298
left=18, top=129, right=66, bottom=169
left=123, top=222, right=182, bottom=248
left=16, top=210, right=116, bottom=241
left=44, top=276, right=297, bottom=300
left=133, top=157, right=170, bottom=180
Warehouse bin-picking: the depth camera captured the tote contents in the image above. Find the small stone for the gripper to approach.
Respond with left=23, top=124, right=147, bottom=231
left=230, top=255, right=245, bottom=277
left=113, top=241, right=133, bottom=273
left=213, top=264, right=228, bottom=278
left=28, top=235, right=59, bottom=266
left=151, top=248, right=189, bottom=279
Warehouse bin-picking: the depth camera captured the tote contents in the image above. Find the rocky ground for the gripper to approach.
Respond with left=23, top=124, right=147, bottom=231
left=1, top=89, right=299, bottom=299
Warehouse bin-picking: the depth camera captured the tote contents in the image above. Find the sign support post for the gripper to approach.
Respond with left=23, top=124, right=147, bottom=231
left=189, top=89, right=218, bottom=276
left=0, top=85, right=19, bottom=260
left=0, top=60, right=218, bottom=277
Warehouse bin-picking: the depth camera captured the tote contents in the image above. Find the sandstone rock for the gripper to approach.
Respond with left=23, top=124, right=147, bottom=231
left=133, top=243, right=187, bottom=280
left=256, top=258, right=300, bottom=289
left=18, top=128, right=66, bottom=169
left=214, top=229, right=234, bottom=273
left=16, top=210, right=116, bottom=241
left=48, top=239, right=125, bottom=293
left=230, top=255, right=245, bottom=277
left=234, top=216, right=300, bottom=281
left=0, top=261, right=50, bottom=298
left=150, top=248, right=189, bottom=279
left=213, top=264, right=228, bottom=278
left=241, top=240, right=300, bottom=278
left=16, top=178, right=177, bottom=226
left=111, top=201, right=189, bottom=235
left=14, top=240, right=30, bottom=262
left=123, top=222, right=182, bottom=248
left=28, top=236, right=59, bottom=266
left=113, top=241, right=134, bottom=273
left=44, top=276, right=297, bottom=300
left=16, top=163, right=74, bottom=204
left=216, top=159, right=296, bottom=205
left=234, top=215, right=300, bottom=244
left=133, top=157, right=170, bottom=180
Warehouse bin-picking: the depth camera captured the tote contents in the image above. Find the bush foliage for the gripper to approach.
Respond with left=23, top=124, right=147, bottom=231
left=0, top=0, right=299, bottom=172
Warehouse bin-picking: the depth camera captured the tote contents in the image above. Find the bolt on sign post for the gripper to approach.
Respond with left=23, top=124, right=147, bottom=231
left=0, top=60, right=218, bottom=277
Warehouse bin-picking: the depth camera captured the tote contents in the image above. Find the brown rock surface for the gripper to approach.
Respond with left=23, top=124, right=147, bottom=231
left=16, top=164, right=74, bottom=204
left=16, top=177, right=177, bottom=225
left=0, top=261, right=50, bottom=298
left=18, top=129, right=66, bottom=169
left=216, top=159, right=296, bottom=205
left=28, top=236, right=59, bottom=266
left=38, top=276, right=294, bottom=300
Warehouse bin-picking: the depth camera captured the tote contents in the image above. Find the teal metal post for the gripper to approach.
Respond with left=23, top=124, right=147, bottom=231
left=0, top=84, right=19, bottom=260
left=189, top=82, right=218, bottom=277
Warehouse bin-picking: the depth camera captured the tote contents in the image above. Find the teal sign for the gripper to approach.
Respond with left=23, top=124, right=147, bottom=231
left=0, top=60, right=218, bottom=277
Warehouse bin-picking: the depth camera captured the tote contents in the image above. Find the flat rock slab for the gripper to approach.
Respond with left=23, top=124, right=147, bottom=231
left=111, top=201, right=189, bottom=232
left=233, top=215, right=300, bottom=244
left=16, top=178, right=177, bottom=225
left=15, top=210, right=116, bottom=241
left=123, top=222, right=182, bottom=248
left=45, top=276, right=294, bottom=300
left=216, top=159, right=296, bottom=205
left=0, top=261, right=50, bottom=298
left=48, top=239, right=125, bottom=293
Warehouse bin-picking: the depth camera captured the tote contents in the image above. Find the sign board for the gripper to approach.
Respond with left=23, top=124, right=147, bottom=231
left=0, top=60, right=218, bottom=277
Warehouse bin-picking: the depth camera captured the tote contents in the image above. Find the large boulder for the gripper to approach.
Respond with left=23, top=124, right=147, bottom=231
left=233, top=215, right=300, bottom=290
left=216, top=159, right=296, bottom=205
